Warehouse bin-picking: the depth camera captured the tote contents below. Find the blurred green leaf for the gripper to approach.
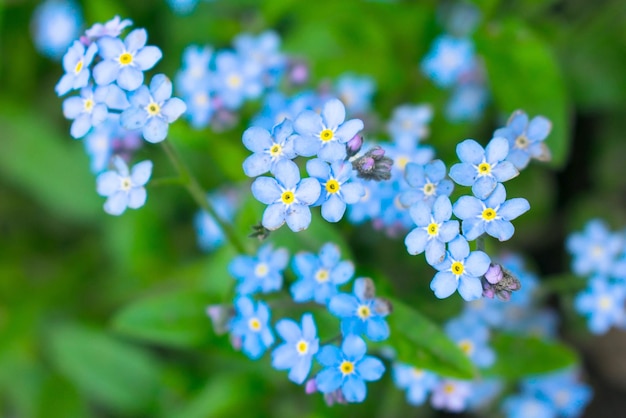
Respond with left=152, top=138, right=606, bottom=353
left=36, top=374, right=91, bottom=418
left=47, top=324, right=161, bottom=413
left=111, top=290, right=214, bottom=348
left=483, top=333, right=578, bottom=378
left=0, top=102, right=101, bottom=223
left=385, top=298, right=477, bottom=379
left=476, top=19, right=570, bottom=167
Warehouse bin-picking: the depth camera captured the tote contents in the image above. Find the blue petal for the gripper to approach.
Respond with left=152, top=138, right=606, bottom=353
left=472, top=175, right=497, bottom=200
left=242, top=126, right=272, bottom=153
left=425, top=239, right=446, bottom=265
left=449, top=163, right=476, bottom=186
left=464, top=251, right=490, bottom=277
left=485, top=219, right=515, bottom=241
left=295, top=177, right=321, bottom=205
left=104, top=191, right=128, bottom=215
left=273, top=159, right=300, bottom=188
left=430, top=271, right=458, bottom=299
left=340, top=182, right=364, bottom=204
left=251, top=177, right=281, bottom=204
left=93, top=60, right=119, bottom=86
left=62, top=96, right=84, bottom=119
left=498, top=198, right=530, bottom=220
left=294, top=110, right=323, bottom=137
left=438, top=221, right=459, bottom=242
left=491, top=161, right=518, bottom=182
left=456, top=139, right=484, bottom=165
left=526, top=116, right=551, bottom=142
left=425, top=159, right=446, bottom=182
left=242, top=333, right=264, bottom=360
left=161, top=98, right=186, bottom=122
left=276, top=318, right=300, bottom=342
left=319, top=243, right=340, bottom=267
left=290, top=278, right=315, bottom=302
left=334, top=119, right=364, bottom=143
left=315, top=368, right=342, bottom=393
left=317, top=345, right=342, bottom=367
left=142, top=117, right=168, bottom=143
left=120, top=107, right=148, bottom=130
left=127, top=187, right=147, bottom=209
left=452, top=196, right=481, bottom=220
left=331, top=261, right=354, bottom=285
left=322, top=98, right=346, bottom=128
left=485, top=136, right=509, bottom=163
left=342, top=375, right=366, bottom=403
left=55, top=74, right=74, bottom=96
left=243, top=153, right=272, bottom=177
left=342, top=335, right=367, bottom=361
left=457, top=276, right=483, bottom=301
left=461, top=218, right=485, bottom=241
left=104, top=84, right=130, bottom=110
left=306, top=158, right=330, bottom=179
left=131, top=160, right=153, bottom=185
left=96, top=36, right=123, bottom=60
left=135, top=46, right=162, bottom=70
left=96, top=171, right=120, bottom=196
left=329, top=294, right=358, bottom=317
left=366, top=317, right=390, bottom=342
left=318, top=141, right=347, bottom=162
left=124, top=28, right=147, bottom=51
left=285, top=204, right=311, bottom=231
left=301, top=313, right=317, bottom=341
left=405, top=228, right=428, bottom=255
left=484, top=183, right=506, bottom=207
left=288, top=356, right=313, bottom=384
left=293, top=136, right=320, bottom=157
left=234, top=296, right=254, bottom=317
left=117, top=66, right=143, bottom=91
left=262, top=203, right=286, bottom=230
left=149, top=74, right=172, bottom=102
left=507, top=111, right=528, bottom=135
left=357, top=356, right=385, bottom=381
left=271, top=343, right=297, bottom=369
left=409, top=201, right=431, bottom=227
left=448, top=235, right=469, bottom=260
left=70, top=114, right=92, bottom=138
left=129, top=86, right=151, bottom=107
left=432, top=195, right=452, bottom=222
left=321, top=194, right=346, bottom=223
left=404, top=163, right=425, bottom=188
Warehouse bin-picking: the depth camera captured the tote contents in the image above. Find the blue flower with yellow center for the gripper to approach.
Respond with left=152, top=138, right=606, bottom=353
left=574, top=276, right=626, bottom=334
left=95, top=156, right=152, bottom=216
left=392, top=363, right=439, bottom=406
left=228, top=244, right=288, bottom=295
left=494, top=110, right=553, bottom=170
left=400, top=159, right=454, bottom=208
left=242, top=119, right=297, bottom=177
left=229, top=296, right=274, bottom=360
left=271, top=313, right=319, bottom=384
left=62, top=85, right=109, bottom=138
left=55, top=40, right=98, bottom=96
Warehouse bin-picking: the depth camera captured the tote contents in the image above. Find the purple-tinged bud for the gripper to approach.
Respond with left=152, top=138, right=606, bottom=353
left=346, top=134, right=363, bottom=157
left=206, top=303, right=234, bottom=335
left=484, top=264, right=503, bottom=284
left=230, top=334, right=242, bottom=351
left=323, top=388, right=347, bottom=406
left=360, top=157, right=375, bottom=172
left=351, top=146, right=393, bottom=181
left=288, top=60, right=309, bottom=85
left=481, top=263, right=521, bottom=301
left=304, top=378, right=317, bottom=394
left=369, top=147, right=386, bottom=158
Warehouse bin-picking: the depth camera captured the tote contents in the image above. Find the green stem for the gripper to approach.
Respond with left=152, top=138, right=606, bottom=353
left=160, top=140, right=249, bottom=255
left=148, top=176, right=185, bottom=187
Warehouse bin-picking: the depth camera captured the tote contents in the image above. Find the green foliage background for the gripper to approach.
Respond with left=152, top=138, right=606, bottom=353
left=1, top=0, right=626, bottom=417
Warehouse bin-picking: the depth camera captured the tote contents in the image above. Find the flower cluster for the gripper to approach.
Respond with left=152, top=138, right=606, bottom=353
left=54, top=16, right=187, bottom=215
left=567, top=219, right=626, bottom=334
left=213, top=242, right=387, bottom=403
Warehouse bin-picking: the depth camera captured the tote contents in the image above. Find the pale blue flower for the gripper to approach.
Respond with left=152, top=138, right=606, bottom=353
left=335, top=73, right=376, bottom=114
left=315, top=335, right=385, bottom=403
left=445, top=83, right=489, bottom=122
left=430, top=235, right=490, bottom=301
left=93, top=28, right=162, bottom=91
left=120, top=74, right=187, bottom=143
left=228, top=244, right=288, bottom=295
left=293, top=98, right=364, bottom=161
left=405, top=195, right=459, bottom=265
left=421, top=35, right=475, bottom=88
left=430, top=379, right=472, bottom=412
left=175, top=45, right=213, bottom=96
left=229, top=296, right=274, bottom=360
left=445, top=314, right=495, bottom=368
left=55, top=40, right=98, bottom=96
left=400, top=160, right=454, bottom=208
left=251, top=160, right=321, bottom=231
left=566, top=219, right=624, bottom=278
left=213, top=50, right=263, bottom=109
left=449, top=137, right=519, bottom=199
left=96, top=156, right=152, bottom=215
left=392, top=363, right=438, bottom=406
left=62, top=85, right=109, bottom=138
left=242, top=119, right=297, bottom=177
left=290, top=242, right=355, bottom=304
left=503, top=394, right=556, bottom=418
left=83, top=15, right=132, bottom=42
left=387, top=104, right=433, bottom=147
left=494, top=110, right=552, bottom=170
left=234, top=31, right=286, bottom=87
left=306, top=158, right=364, bottom=222
left=271, top=313, right=319, bottom=384
left=31, top=0, right=82, bottom=60
left=453, top=183, right=530, bottom=241
left=575, top=276, right=626, bottom=334
left=521, top=369, right=592, bottom=418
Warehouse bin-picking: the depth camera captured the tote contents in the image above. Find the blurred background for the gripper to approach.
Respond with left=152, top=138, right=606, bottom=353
left=1, top=0, right=626, bottom=417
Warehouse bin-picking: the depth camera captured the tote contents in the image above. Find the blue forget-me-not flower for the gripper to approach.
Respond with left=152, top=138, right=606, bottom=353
left=230, top=296, right=275, bottom=360
left=55, top=40, right=98, bottom=96
left=242, top=119, right=297, bottom=177
left=315, top=335, right=385, bottom=403
left=228, top=244, right=288, bottom=295
left=399, top=160, right=454, bottom=208
left=31, top=0, right=82, bottom=60
left=96, top=156, right=152, bottom=215
left=494, top=110, right=552, bottom=170
left=62, top=85, right=109, bottom=138
left=445, top=313, right=495, bottom=368
left=271, top=313, right=319, bottom=384
left=430, top=379, right=472, bottom=412
left=521, top=369, right=592, bottom=418
left=392, top=363, right=439, bottom=406
left=420, top=35, right=475, bottom=88
left=431, top=235, right=490, bottom=301
left=290, top=242, right=355, bottom=304
left=251, top=160, right=321, bottom=232
left=453, top=183, right=530, bottom=241
left=566, top=218, right=624, bottom=278
left=574, top=276, right=626, bottom=335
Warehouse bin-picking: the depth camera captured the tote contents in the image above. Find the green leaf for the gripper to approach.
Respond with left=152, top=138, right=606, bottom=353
left=483, top=333, right=578, bottom=378
left=0, top=102, right=102, bottom=223
left=385, top=297, right=477, bottom=379
left=46, top=324, right=161, bottom=413
left=111, top=290, right=214, bottom=348
left=476, top=19, right=570, bottom=167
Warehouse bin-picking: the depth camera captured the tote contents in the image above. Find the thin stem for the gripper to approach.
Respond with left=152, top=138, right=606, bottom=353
left=148, top=176, right=185, bottom=187
left=160, top=140, right=249, bottom=255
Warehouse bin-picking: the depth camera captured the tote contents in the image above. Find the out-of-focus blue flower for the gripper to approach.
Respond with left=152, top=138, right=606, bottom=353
left=315, top=335, right=385, bottom=403
left=445, top=83, right=489, bottom=122
left=494, top=110, right=552, bottom=170
left=574, top=276, right=626, bottom=334
left=272, top=313, right=319, bottom=384
left=522, top=369, right=593, bottom=418
left=306, top=158, right=364, bottom=222
left=176, top=45, right=213, bottom=96
left=445, top=314, right=495, bottom=368
left=194, top=189, right=238, bottom=252
left=453, top=183, right=530, bottom=241
left=405, top=195, right=459, bottom=265
left=328, top=278, right=391, bottom=342
left=335, top=73, right=376, bottom=114
left=400, top=160, right=454, bottom=208
left=166, top=0, right=200, bottom=15
left=387, top=104, right=433, bottom=147
left=93, top=28, right=162, bottom=91
left=252, top=90, right=319, bottom=131
left=347, top=179, right=387, bottom=225
left=503, top=308, right=559, bottom=339
left=62, top=85, right=109, bottom=138
left=234, top=31, right=286, bottom=87
left=229, top=244, right=288, bottom=295
left=449, top=137, right=519, bottom=199
left=243, top=119, right=297, bottom=177
left=467, top=379, right=502, bottom=411
left=83, top=15, right=132, bottom=43
left=31, top=0, right=82, bottom=60
left=566, top=219, right=624, bottom=278
left=502, top=394, right=556, bottom=418
left=392, top=363, right=438, bottom=406
left=230, top=296, right=274, bottom=360
left=290, top=242, right=354, bottom=304
left=251, top=160, right=321, bottom=232
left=293, top=98, right=364, bottom=161
left=421, top=35, right=475, bottom=88
left=430, top=235, right=490, bottom=301
left=213, top=50, right=263, bottom=110
left=430, top=379, right=472, bottom=412
left=96, top=156, right=152, bottom=215
left=120, top=74, right=187, bottom=143
left=55, top=41, right=98, bottom=96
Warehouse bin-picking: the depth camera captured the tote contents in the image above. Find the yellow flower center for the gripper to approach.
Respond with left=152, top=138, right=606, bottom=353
left=146, top=102, right=161, bottom=116
left=599, top=296, right=613, bottom=310
left=281, top=190, right=295, bottom=205
left=477, top=162, right=491, bottom=175
left=396, top=156, right=409, bottom=170
left=357, top=305, right=371, bottom=320
left=339, top=360, right=355, bottom=375
left=269, top=144, right=282, bottom=157
left=120, top=177, right=132, bottom=191
left=314, top=269, right=330, bottom=283
left=427, top=222, right=439, bottom=236
left=481, top=208, right=497, bottom=221
left=74, top=60, right=83, bottom=74
left=255, top=263, right=269, bottom=277
left=411, top=368, right=424, bottom=378
left=194, top=92, right=209, bottom=105
left=325, top=179, right=340, bottom=194
left=451, top=261, right=464, bottom=276
left=118, top=52, right=133, bottom=65
left=83, top=98, right=94, bottom=112
left=443, top=383, right=456, bottom=394
left=591, top=245, right=604, bottom=258
left=296, top=340, right=309, bottom=355
left=227, top=74, right=242, bottom=88
left=515, top=134, right=529, bottom=149
left=248, top=317, right=261, bottom=331
left=458, top=339, right=474, bottom=356
left=423, top=182, right=436, bottom=196
left=320, top=129, right=334, bottom=142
